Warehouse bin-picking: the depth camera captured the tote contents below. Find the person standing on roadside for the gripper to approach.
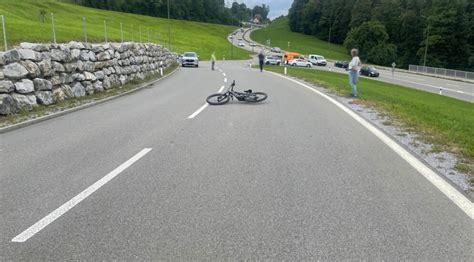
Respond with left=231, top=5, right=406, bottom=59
left=211, top=52, right=216, bottom=70
left=348, top=48, right=361, bottom=97
left=258, top=49, right=265, bottom=72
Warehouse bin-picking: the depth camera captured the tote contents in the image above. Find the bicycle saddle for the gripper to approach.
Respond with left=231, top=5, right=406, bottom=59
left=244, top=89, right=253, bottom=93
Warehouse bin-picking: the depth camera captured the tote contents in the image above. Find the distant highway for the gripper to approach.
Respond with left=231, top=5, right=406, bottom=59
left=230, top=28, right=474, bottom=103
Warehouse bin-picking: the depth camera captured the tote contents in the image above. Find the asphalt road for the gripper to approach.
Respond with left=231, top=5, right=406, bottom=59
left=1, top=61, right=472, bottom=260
left=232, top=29, right=474, bottom=103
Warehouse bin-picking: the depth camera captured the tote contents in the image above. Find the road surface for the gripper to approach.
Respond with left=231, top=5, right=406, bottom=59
left=231, top=29, right=474, bottom=103
left=1, top=61, right=472, bottom=260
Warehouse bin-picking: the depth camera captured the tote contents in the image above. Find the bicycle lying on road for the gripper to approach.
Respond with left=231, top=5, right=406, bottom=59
left=206, top=80, right=268, bottom=105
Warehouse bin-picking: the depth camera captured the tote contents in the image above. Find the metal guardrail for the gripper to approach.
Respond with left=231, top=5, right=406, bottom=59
left=409, top=65, right=474, bottom=80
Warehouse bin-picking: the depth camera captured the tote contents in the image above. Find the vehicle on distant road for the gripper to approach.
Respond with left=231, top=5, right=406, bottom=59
left=334, top=61, right=349, bottom=69
left=238, top=37, right=243, bottom=40
left=181, top=52, right=199, bottom=67
left=289, top=58, right=312, bottom=68
left=283, top=52, right=303, bottom=64
left=271, top=47, right=282, bottom=53
left=308, top=54, right=327, bottom=66
left=238, top=42, right=245, bottom=47
left=360, top=66, right=380, bottom=77
left=265, top=56, right=282, bottom=65
left=249, top=42, right=257, bottom=47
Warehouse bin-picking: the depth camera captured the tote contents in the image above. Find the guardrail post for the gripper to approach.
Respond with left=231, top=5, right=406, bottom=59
left=147, top=28, right=150, bottom=43
left=1, top=15, right=7, bottom=51
left=131, top=24, right=134, bottom=42
left=139, top=26, right=142, bottom=42
left=51, top=13, right=56, bottom=44
left=83, top=17, right=88, bottom=43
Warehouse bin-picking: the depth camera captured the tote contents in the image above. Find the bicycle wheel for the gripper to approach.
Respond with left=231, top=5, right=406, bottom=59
left=244, top=92, right=267, bottom=103
left=206, top=93, right=230, bottom=105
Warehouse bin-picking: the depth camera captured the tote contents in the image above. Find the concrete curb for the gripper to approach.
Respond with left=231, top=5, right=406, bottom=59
left=0, top=65, right=180, bottom=134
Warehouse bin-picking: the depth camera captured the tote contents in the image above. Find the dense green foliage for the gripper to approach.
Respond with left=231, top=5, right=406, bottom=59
left=288, top=0, right=474, bottom=70
left=0, top=0, right=250, bottom=60
left=251, top=17, right=350, bottom=61
left=263, top=65, right=474, bottom=162
left=73, top=0, right=269, bottom=25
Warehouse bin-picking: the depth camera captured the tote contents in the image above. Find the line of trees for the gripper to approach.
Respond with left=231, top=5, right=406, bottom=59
left=73, top=0, right=269, bottom=26
left=288, top=0, right=474, bottom=70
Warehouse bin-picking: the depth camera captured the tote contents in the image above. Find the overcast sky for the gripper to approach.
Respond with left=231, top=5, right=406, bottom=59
left=234, top=0, right=292, bottom=19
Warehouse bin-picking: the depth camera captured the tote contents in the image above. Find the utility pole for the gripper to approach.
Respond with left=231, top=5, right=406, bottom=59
left=423, top=25, right=430, bottom=68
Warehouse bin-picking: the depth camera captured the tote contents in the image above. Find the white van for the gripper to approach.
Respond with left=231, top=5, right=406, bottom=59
left=308, top=54, right=327, bottom=66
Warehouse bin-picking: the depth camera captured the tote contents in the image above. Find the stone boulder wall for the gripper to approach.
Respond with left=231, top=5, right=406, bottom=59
left=0, top=42, right=176, bottom=115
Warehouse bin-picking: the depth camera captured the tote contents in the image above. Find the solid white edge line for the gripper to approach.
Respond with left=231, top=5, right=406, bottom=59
left=224, top=78, right=227, bottom=83
left=267, top=71, right=474, bottom=219
left=187, top=103, right=209, bottom=119
left=218, top=85, right=225, bottom=93
left=12, top=148, right=153, bottom=242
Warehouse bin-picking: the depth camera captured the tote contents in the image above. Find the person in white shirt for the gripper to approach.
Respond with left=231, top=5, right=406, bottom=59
left=348, top=48, right=361, bottom=97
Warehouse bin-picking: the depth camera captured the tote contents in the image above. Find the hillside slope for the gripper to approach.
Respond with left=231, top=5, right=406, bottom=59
left=251, top=17, right=350, bottom=61
left=0, top=0, right=250, bottom=60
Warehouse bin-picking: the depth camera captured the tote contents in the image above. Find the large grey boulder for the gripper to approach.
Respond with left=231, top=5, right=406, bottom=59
left=20, top=43, right=50, bottom=52
left=53, top=87, right=65, bottom=102
left=38, top=59, right=55, bottom=77
left=18, top=49, right=41, bottom=61
left=3, top=62, right=29, bottom=79
left=71, top=82, right=86, bottom=97
left=83, top=61, right=95, bottom=72
left=68, top=41, right=85, bottom=50
left=33, top=78, right=53, bottom=91
left=71, top=49, right=81, bottom=60
left=0, top=94, right=15, bottom=114
left=71, top=73, right=86, bottom=81
left=119, top=75, right=127, bottom=85
left=2, top=50, right=20, bottom=64
left=15, top=79, right=35, bottom=94
left=97, top=52, right=111, bottom=61
left=0, top=71, right=4, bottom=80
left=102, top=77, right=112, bottom=90
left=94, top=71, right=105, bottom=80
left=92, top=45, right=105, bottom=53
left=11, top=93, right=36, bottom=112
left=84, top=71, right=97, bottom=81
left=35, top=91, right=54, bottom=105
left=20, top=60, right=41, bottom=78
left=0, top=80, right=14, bottom=93
left=60, top=73, right=74, bottom=84
left=93, top=81, right=104, bottom=92
left=50, top=49, right=66, bottom=62
left=83, top=81, right=94, bottom=95
left=60, top=84, right=74, bottom=98
left=52, top=62, right=66, bottom=73
left=49, top=75, right=64, bottom=86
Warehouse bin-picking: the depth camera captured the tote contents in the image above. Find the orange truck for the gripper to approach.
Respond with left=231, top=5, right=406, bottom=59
left=283, top=52, right=303, bottom=64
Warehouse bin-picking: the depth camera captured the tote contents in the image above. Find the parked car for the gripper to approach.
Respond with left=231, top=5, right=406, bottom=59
left=238, top=42, right=245, bottom=47
left=308, top=54, right=327, bottom=66
left=271, top=47, right=282, bottom=53
left=265, top=56, right=282, bottom=65
left=334, top=61, right=349, bottom=69
left=181, top=52, right=199, bottom=67
left=289, top=58, right=312, bottom=67
left=360, top=66, right=380, bottom=77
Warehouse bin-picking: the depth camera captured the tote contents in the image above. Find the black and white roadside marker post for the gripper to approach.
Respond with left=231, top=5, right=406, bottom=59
left=1, top=15, right=6, bottom=51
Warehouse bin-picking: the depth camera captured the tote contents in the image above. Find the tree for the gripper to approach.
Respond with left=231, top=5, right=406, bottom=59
left=344, top=21, right=396, bottom=64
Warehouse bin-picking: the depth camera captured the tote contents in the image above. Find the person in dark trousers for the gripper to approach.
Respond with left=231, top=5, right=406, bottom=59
left=211, top=52, right=216, bottom=70
left=258, top=50, right=265, bottom=72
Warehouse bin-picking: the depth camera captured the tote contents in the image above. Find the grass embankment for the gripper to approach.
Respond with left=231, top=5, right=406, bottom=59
left=264, top=65, right=474, bottom=176
left=251, top=17, right=350, bottom=61
left=0, top=0, right=250, bottom=60
left=0, top=63, right=179, bottom=128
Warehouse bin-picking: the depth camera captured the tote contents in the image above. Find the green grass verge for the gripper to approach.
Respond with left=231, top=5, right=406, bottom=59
left=263, top=65, right=474, bottom=172
left=0, top=63, right=178, bottom=128
left=251, top=17, right=350, bottom=61
left=0, top=0, right=250, bottom=60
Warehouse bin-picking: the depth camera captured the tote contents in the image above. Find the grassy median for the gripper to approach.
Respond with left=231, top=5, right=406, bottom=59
left=264, top=65, right=474, bottom=176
